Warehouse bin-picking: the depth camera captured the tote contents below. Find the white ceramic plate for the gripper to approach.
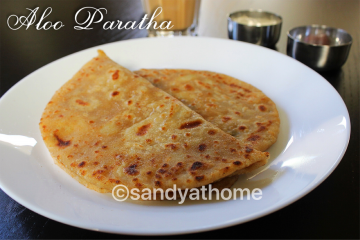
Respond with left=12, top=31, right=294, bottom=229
left=0, top=37, right=350, bottom=235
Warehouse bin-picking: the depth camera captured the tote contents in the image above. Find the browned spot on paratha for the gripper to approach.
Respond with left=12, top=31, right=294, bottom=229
left=198, top=144, right=207, bottom=152
left=136, top=124, right=151, bottom=136
left=54, top=133, right=71, bottom=147
left=75, top=99, right=89, bottom=106
left=124, top=164, right=139, bottom=176
left=190, top=161, right=203, bottom=171
left=112, top=70, right=119, bottom=80
left=179, top=120, right=202, bottom=129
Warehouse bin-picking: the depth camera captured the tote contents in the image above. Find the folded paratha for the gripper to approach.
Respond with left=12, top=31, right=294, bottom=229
left=134, top=69, right=280, bottom=152
left=39, top=50, right=269, bottom=193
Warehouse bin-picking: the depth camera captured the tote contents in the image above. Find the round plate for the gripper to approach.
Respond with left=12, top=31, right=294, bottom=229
left=0, top=37, right=350, bottom=235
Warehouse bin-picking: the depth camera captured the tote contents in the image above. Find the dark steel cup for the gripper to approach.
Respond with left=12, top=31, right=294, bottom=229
left=228, top=10, right=282, bottom=47
left=287, top=25, right=352, bottom=72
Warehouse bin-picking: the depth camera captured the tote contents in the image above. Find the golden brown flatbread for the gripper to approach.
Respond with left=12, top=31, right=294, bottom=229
left=134, top=69, right=280, bottom=152
left=39, top=50, right=269, bottom=193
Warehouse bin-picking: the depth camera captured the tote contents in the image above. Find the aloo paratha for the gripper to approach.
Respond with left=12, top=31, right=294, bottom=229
left=39, top=51, right=269, bottom=193
left=134, top=69, right=280, bottom=152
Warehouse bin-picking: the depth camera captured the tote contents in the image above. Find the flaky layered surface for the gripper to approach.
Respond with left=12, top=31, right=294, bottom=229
left=134, top=69, right=280, bottom=152
left=40, top=50, right=269, bottom=193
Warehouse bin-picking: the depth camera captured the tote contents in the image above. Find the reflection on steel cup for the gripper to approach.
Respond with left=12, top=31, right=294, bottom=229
left=112, top=184, right=129, bottom=201
left=142, top=0, right=201, bottom=37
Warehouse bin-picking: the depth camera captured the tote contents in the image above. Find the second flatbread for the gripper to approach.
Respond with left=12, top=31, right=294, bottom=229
left=135, top=69, right=280, bottom=152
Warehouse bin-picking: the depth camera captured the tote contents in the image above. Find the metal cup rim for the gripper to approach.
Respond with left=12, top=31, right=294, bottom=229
left=228, top=9, right=283, bottom=27
left=287, top=25, right=353, bottom=47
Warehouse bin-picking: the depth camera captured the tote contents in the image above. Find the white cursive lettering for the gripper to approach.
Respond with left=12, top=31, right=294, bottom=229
left=7, top=7, right=64, bottom=30
left=102, top=7, right=173, bottom=31
left=74, top=7, right=107, bottom=30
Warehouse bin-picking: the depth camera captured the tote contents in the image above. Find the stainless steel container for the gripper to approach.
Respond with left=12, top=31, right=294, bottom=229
left=228, top=10, right=282, bottom=47
left=287, top=25, right=352, bottom=71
